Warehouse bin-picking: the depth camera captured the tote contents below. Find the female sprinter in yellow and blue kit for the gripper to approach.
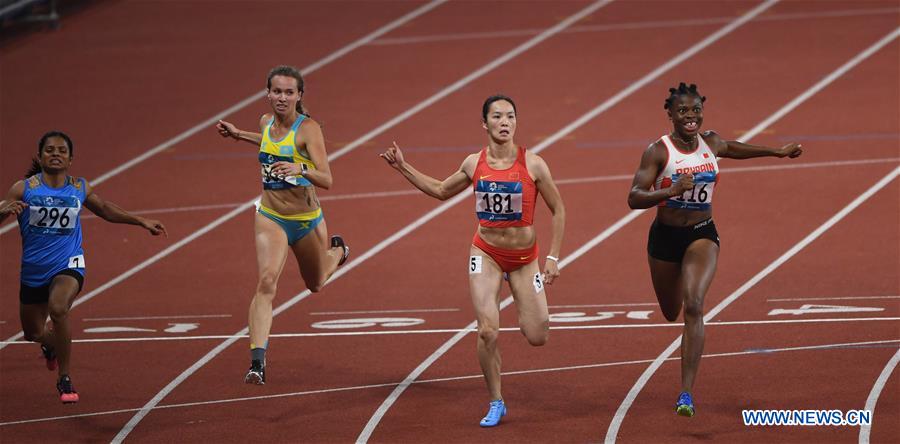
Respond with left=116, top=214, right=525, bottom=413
left=216, top=65, right=349, bottom=384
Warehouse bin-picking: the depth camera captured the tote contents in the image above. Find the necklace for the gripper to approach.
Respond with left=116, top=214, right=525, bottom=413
left=669, top=132, right=697, bottom=149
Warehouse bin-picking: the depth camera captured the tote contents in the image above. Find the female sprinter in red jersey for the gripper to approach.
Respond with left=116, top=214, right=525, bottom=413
left=0, top=131, right=167, bottom=403
left=628, top=83, right=802, bottom=417
left=216, top=65, right=349, bottom=385
left=381, top=95, right=566, bottom=427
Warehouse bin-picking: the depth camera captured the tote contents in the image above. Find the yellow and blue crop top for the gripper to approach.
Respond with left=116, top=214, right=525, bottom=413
left=258, top=115, right=316, bottom=189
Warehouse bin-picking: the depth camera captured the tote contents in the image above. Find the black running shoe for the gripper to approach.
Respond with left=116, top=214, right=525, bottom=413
left=244, top=359, right=265, bottom=385
left=57, top=375, right=79, bottom=404
left=41, top=344, right=57, bottom=371
left=330, top=235, right=350, bottom=266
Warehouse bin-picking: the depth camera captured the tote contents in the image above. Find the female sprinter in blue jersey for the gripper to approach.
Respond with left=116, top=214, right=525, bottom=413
left=628, top=83, right=802, bottom=417
left=215, top=65, right=349, bottom=385
left=0, top=131, right=167, bottom=403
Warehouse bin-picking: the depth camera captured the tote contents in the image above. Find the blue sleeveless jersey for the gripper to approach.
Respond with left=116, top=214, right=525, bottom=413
left=17, top=175, right=87, bottom=286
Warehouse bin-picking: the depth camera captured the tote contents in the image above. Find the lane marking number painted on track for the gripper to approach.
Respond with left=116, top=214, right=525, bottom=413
left=550, top=311, right=654, bottom=322
left=768, top=304, right=885, bottom=316
left=311, top=318, right=425, bottom=329
left=84, top=323, right=200, bottom=334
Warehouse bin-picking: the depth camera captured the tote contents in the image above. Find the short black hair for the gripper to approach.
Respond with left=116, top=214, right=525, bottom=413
left=664, top=82, right=706, bottom=110
left=482, top=94, right=517, bottom=121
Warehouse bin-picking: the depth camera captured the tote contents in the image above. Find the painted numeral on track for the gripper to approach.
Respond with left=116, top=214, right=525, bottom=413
left=768, top=304, right=884, bottom=316
left=311, top=317, right=425, bottom=329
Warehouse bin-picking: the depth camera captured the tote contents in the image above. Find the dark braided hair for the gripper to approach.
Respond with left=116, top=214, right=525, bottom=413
left=482, top=94, right=517, bottom=121
left=25, top=131, right=74, bottom=178
left=664, top=82, right=706, bottom=110
left=266, top=65, right=309, bottom=116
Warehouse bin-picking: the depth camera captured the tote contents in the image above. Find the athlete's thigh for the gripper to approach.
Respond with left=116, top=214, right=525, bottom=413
left=468, top=246, right=504, bottom=327
left=47, top=274, right=81, bottom=310
left=255, top=213, right=290, bottom=277
left=507, top=260, right=548, bottom=328
left=680, top=239, right=719, bottom=304
left=648, top=255, right=683, bottom=319
left=290, top=217, right=330, bottom=281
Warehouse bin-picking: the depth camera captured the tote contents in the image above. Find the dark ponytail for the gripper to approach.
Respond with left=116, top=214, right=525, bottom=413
left=25, top=131, right=74, bottom=178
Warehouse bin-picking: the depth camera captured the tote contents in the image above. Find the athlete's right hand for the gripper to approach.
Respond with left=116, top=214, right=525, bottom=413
left=0, top=200, right=28, bottom=216
left=380, top=142, right=405, bottom=171
left=216, top=120, right=239, bottom=140
left=669, top=173, right=695, bottom=197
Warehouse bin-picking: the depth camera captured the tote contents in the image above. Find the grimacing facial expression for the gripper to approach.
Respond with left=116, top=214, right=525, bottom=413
left=483, top=100, right=516, bottom=143
left=668, top=94, right=704, bottom=138
left=267, top=75, right=301, bottom=115
left=40, top=136, right=72, bottom=172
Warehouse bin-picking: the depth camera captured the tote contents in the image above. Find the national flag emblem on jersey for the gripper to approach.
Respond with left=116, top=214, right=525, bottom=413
left=703, top=153, right=710, bottom=158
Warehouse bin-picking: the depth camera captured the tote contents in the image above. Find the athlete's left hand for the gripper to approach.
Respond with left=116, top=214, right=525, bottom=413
left=777, top=143, right=803, bottom=158
left=270, top=161, right=302, bottom=178
left=543, top=259, right=560, bottom=285
left=140, top=218, right=168, bottom=237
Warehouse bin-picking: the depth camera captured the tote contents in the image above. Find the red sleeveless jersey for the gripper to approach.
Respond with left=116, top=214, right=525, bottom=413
left=472, top=146, right=537, bottom=228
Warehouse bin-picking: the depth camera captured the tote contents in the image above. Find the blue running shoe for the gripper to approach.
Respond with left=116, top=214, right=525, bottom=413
left=675, top=391, right=694, bottom=417
left=480, top=399, right=506, bottom=427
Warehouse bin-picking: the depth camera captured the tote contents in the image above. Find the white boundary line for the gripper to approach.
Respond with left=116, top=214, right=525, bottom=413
left=82, top=314, right=232, bottom=322
left=0, top=0, right=616, bottom=351
left=109, top=2, right=617, bottom=441
left=1, top=316, right=897, bottom=346
left=859, top=349, right=900, bottom=443
left=369, top=7, right=899, bottom=46
left=355, top=2, right=781, bottom=441
left=3, top=338, right=896, bottom=428
left=767, top=295, right=900, bottom=302
left=0, top=0, right=448, bottom=237
left=605, top=26, right=900, bottom=443
left=309, top=308, right=461, bottom=315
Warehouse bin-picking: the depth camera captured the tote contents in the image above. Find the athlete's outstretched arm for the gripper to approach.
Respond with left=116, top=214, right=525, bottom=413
left=215, top=114, right=267, bottom=146
left=628, top=142, right=694, bottom=209
left=270, top=118, right=333, bottom=189
left=83, top=182, right=167, bottom=236
left=530, top=153, right=565, bottom=285
left=0, top=181, right=26, bottom=224
left=380, top=142, right=474, bottom=201
left=704, top=131, right=803, bottom=159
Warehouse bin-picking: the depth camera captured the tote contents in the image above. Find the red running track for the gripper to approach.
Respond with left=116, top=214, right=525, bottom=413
left=0, top=1, right=897, bottom=442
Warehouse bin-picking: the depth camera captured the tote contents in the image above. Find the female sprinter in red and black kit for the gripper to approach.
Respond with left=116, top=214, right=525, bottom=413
left=381, top=95, right=565, bottom=428
left=628, top=83, right=803, bottom=417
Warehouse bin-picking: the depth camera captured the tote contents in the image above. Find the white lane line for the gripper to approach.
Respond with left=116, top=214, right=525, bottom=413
left=550, top=303, right=660, bottom=308
left=82, top=314, right=232, bottom=322
left=309, top=308, right=460, bottom=315
left=356, top=2, right=780, bottom=440
left=5, top=338, right=896, bottom=428
left=0, top=0, right=448, bottom=237
left=1, top=316, right=897, bottom=346
left=62, top=157, right=898, bottom=221
left=370, top=7, right=899, bottom=45
left=859, top=349, right=900, bottom=444
left=607, top=167, right=900, bottom=442
left=109, top=2, right=617, bottom=441
left=0, top=0, right=614, bottom=352
left=768, top=296, right=900, bottom=302
left=606, top=26, right=900, bottom=442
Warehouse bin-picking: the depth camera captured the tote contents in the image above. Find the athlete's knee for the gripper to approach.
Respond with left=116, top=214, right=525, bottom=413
left=478, top=325, right=500, bottom=345
left=522, top=321, right=549, bottom=346
left=48, top=302, right=70, bottom=323
left=304, top=275, right=327, bottom=293
left=662, top=308, right=680, bottom=322
left=256, top=272, right=279, bottom=297
left=683, top=299, right=704, bottom=321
